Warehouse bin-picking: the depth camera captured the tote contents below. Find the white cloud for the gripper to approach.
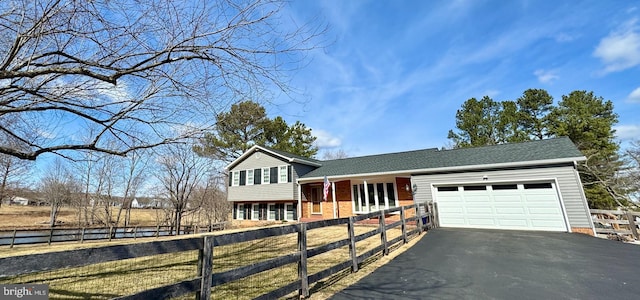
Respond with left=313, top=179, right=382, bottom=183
left=614, top=124, right=640, bottom=140
left=554, top=33, right=575, bottom=43
left=628, top=87, right=640, bottom=102
left=313, top=129, right=341, bottom=148
left=534, top=69, right=559, bottom=83
left=593, top=18, right=640, bottom=74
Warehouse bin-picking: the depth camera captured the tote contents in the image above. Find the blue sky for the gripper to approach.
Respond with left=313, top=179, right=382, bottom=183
left=268, top=0, right=640, bottom=157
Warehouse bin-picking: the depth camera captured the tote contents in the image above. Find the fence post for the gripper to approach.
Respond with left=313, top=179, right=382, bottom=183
left=627, top=211, right=639, bottom=240
left=48, top=228, right=54, bottom=245
left=108, top=226, right=113, bottom=241
left=80, top=228, right=85, bottom=243
left=133, top=226, right=138, bottom=240
left=298, top=223, right=309, bottom=298
left=348, top=216, right=358, bottom=272
left=10, top=229, right=17, bottom=248
left=379, top=212, right=388, bottom=255
left=197, top=235, right=214, bottom=300
left=155, top=225, right=160, bottom=238
left=400, top=207, right=407, bottom=244
left=432, top=202, right=439, bottom=228
left=415, top=205, right=423, bottom=234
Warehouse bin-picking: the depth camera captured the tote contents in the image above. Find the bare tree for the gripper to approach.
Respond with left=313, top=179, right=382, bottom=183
left=41, top=158, right=78, bottom=227
left=321, top=149, right=350, bottom=160
left=624, top=140, right=640, bottom=204
left=0, top=0, right=323, bottom=160
left=0, top=153, right=31, bottom=207
left=157, top=143, right=211, bottom=235
left=114, top=150, right=148, bottom=227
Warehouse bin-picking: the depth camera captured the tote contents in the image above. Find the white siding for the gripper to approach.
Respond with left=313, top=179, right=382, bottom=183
left=411, top=164, right=591, bottom=228
left=228, top=151, right=318, bottom=202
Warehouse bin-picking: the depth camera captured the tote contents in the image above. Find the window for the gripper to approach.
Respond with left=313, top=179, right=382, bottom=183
left=524, top=183, right=553, bottom=189
left=268, top=203, right=286, bottom=220
left=387, top=183, right=396, bottom=208
left=437, top=186, right=458, bottom=192
left=247, top=169, right=254, bottom=186
left=463, top=185, right=487, bottom=191
left=279, top=165, right=288, bottom=183
left=270, top=167, right=278, bottom=184
left=254, top=169, right=261, bottom=184
left=262, top=167, right=270, bottom=184
left=236, top=203, right=251, bottom=220
left=250, top=203, right=267, bottom=220
left=492, top=184, right=517, bottom=190
left=352, top=181, right=398, bottom=213
left=232, top=171, right=240, bottom=186
left=285, top=203, right=296, bottom=220
left=239, top=170, right=246, bottom=186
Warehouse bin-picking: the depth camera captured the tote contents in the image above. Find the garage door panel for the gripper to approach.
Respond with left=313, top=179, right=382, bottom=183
left=497, top=219, right=529, bottom=227
left=495, top=207, right=525, bottom=214
left=436, top=182, right=567, bottom=232
left=465, top=206, right=493, bottom=214
left=493, top=195, right=523, bottom=202
left=464, top=195, right=491, bottom=202
left=467, top=218, right=497, bottom=226
left=528, top=207, right=561, bottom=214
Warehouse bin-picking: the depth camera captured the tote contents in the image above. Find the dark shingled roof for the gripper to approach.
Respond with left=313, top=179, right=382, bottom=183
left=301, top=137, right=584, bottom=178
left=260, top=145, right=321, bottom=164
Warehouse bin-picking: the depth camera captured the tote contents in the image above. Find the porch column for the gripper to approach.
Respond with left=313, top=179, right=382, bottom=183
left=331, top=181, right=337, bottom=219
left=297, top=183, right=302, bottom=221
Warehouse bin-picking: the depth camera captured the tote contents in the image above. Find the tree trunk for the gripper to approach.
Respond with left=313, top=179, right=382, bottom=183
left=50, top=202, right=59, bottom=227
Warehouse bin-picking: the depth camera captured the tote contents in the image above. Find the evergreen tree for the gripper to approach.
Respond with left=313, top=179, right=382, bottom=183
left=548, top=91, right=622, bottom=209
left=195, top=101, right=317, bottom=162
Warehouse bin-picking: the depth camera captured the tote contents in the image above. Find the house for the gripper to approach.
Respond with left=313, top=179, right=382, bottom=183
left=226, top=137, right=595, bottom=235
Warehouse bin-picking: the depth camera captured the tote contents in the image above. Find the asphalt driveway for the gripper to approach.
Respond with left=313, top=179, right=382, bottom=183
left=330, top=228, right=640, bottom=300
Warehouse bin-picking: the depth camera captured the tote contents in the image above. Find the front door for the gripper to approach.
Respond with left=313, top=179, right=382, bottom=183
left=311, top=187, right=322, bottom=214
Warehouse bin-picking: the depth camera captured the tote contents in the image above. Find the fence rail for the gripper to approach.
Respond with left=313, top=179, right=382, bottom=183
left=590, top=209, right=640, bottom=239
left=0, top=223, right=227, bottom=247
left=0, top=203, right=433, bottom=299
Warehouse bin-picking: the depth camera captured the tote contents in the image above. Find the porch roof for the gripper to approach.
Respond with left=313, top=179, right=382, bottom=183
left=299, top=137, right=585, bottom=181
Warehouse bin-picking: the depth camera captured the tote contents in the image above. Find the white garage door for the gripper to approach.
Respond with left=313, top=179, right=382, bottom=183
left=435, top=182, right=567, bottom=231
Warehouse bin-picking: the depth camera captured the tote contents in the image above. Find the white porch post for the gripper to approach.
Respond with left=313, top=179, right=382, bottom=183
left=297, top=182, right=302, bottom=221
left=331, top=181, right=337, bottom=219
left=363, top=180, right=368, bottom=212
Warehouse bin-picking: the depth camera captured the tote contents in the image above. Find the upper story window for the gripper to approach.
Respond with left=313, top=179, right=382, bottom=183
left=230, top=164, right=292, bottom=187
left=262, top=167, right=270, bottom=184
left=247, top=169, right=254, bottom=186
left=232, top=170, right=240, bottom=186
left=279, top=165, right=288, bottom=183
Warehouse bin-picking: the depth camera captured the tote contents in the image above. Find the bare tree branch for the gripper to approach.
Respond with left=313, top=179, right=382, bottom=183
left=0, top=0, right=324, bottom=160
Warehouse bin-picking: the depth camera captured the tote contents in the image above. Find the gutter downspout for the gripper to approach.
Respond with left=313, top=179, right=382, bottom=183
left=332, top=182, right=337, bottom=219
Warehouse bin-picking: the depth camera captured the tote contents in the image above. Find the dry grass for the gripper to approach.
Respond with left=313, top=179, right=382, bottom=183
left=0, top=205, right=164, bottom=229
left=0, top=223, right=425, bottom=300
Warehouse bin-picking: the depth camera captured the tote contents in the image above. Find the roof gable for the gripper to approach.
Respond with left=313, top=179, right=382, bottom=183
left=226, top=145, right=321, bottom=170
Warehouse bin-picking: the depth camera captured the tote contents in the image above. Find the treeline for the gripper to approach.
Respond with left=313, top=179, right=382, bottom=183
left=448, top=89, right=638, bottom=209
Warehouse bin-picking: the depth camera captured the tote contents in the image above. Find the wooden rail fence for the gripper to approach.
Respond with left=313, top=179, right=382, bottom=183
left=0, top=203, right=432, bottom=299
left=0, top=223, right=227, bottom=247
left=590, top=209, right=640, bottom=240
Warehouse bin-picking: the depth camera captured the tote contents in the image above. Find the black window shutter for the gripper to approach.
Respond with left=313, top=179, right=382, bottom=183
left=228, top=172, right=232, bottom=186
left=270, top=167, right=278, bottom=183
left=288, top=165, right=292, bottom=182
left=232, top=203, right=237, bottom=219
left=254, top=169, right=261, bottom=184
